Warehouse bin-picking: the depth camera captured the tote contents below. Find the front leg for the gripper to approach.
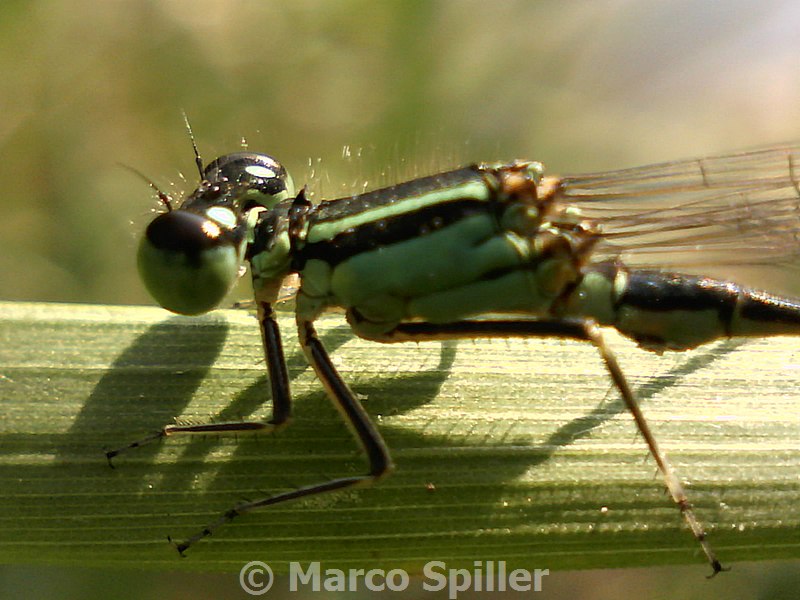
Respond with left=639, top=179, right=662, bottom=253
left=168, top=316, right=392, bottom=555
left=106, top=302, right=292, bottom=462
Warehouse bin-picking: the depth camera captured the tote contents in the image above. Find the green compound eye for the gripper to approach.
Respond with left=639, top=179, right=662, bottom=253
left=138, top=210, right=243, bottom=315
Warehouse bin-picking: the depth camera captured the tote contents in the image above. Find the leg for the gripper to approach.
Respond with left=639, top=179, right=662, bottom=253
left=169, top=317, right=392, bottom=555
left=106, top=302, right=292, bottom=464
left=370, top=317, right=725, bottom=576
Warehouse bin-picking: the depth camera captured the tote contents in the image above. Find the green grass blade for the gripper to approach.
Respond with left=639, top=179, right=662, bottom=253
left=0, top=301, right=798, bottom=573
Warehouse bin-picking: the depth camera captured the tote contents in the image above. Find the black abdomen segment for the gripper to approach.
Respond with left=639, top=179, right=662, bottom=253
left=564, top=264, right=800, bottom=351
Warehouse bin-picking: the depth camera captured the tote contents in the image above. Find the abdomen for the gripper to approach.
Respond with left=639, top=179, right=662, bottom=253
left=562, top=262, right=800, bottom=351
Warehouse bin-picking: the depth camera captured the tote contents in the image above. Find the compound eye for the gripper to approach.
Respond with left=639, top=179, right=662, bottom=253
left=138, top=211, right=242, bottom=315
left=203, top=152, right=294, bottom=208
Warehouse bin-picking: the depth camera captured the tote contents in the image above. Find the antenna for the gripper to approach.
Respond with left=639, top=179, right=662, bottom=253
left=182, top=110, right=205, bottom=180
left=119, top=163, right=173, bottom=212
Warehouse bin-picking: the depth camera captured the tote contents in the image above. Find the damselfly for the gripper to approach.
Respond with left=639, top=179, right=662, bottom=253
left=112, top=125, right=800, bottom=575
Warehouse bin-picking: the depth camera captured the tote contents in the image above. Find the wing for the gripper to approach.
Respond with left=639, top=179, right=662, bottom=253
left=552, top=145, right=800, bottom=278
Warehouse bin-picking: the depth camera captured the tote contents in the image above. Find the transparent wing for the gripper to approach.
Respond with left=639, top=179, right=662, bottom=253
left=553, top=144, right=800, bottom=274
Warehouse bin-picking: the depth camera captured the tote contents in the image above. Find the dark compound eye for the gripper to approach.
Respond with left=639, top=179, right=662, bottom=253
left=145, top=210, right=229, bottom=259
left=138, top=210, right=243, bottom=315
left=203, top=152, right=294, bottom=203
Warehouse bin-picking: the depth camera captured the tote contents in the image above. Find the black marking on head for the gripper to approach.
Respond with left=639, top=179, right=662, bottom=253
left=203, top=153, right=290, bottom=203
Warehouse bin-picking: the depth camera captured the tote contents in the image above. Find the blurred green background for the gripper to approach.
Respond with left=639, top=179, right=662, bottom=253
left=1, top=0, right=799, bottom=598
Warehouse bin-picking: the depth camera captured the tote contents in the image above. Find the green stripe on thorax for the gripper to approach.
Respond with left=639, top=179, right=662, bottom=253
left=306, top=174, right=491, bottom=244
